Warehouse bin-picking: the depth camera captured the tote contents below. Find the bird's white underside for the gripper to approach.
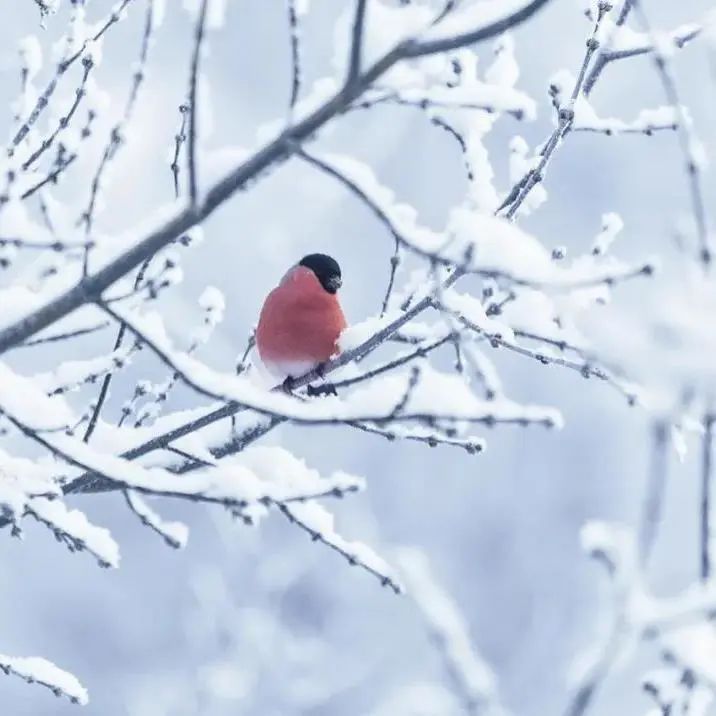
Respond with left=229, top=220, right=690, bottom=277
left=261, top=358, right=319, bottom=381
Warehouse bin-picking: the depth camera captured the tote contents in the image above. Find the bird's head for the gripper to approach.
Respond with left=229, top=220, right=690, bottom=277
left=299, top=253, right=342, bottom=294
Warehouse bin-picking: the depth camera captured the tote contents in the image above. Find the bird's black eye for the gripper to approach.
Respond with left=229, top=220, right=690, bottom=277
left=299, top=253, right=342, bottom=294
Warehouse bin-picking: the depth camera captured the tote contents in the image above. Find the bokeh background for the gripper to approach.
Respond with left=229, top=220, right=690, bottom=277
left=0, top=1, right=714, bottom=714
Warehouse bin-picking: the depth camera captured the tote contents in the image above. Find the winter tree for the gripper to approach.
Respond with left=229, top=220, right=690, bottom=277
left=0, top=0, right=714, bottom=714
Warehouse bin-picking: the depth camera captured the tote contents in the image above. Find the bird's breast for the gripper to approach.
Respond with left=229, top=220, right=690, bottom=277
left=256, top=279, right=347, bottom=376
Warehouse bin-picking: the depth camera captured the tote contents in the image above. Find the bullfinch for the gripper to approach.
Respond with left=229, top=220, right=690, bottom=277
left=256, top=253, right=347, bottom=384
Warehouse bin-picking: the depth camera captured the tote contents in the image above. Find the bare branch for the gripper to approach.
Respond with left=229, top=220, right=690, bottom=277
left=499, top=5, right=611, bottom=218
left=14, top=321, right=110, bottom=349
left=702, top=413, right=713, bottom=581
left=346, top=0, right=368, bottom=87
left=287, top=0, right=302, bottom=112
left=187, top=0, right=210, bottom=205
left=21, top=56, right=94, bottom=171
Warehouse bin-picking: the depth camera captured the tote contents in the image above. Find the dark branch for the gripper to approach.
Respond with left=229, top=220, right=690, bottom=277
left=187, top=0, right=209, bottom=205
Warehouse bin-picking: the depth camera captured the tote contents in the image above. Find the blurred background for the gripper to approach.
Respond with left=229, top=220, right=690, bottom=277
left=0, top=1, right=714, bottom=714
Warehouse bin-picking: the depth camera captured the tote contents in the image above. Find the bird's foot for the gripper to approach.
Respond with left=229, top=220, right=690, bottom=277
left=306, top=382, right=337, bottom=398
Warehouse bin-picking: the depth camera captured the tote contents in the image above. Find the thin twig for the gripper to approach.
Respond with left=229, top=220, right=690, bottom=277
left=21, top=57, right=94, bottom=171
left=278, top=503, right=403, bottom=594
left=701, top=413, right=713, bottom=582
left=639, top=421, right=668, bottom=566
left=14, top=322, right=110, bottom=349
left=171, top=105, right=189, bottom=197
left=20, top=152, right=77, bottom=200
left=187, top=0, right=209, bottom=205
left=287, top=0, right=301, bottom=112
left=630, top=0, right=711, bottom=264
left=583, top=0, right=635, bottom=95
left=499, top=3, right=612, bottom=218
left=12, top=0, right=134, bottom=148
left=81, top=1, right=159, bottom=440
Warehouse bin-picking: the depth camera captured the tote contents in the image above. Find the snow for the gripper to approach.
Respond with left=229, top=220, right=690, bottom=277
left=508, top=136, right=546, bottom=215
left=306, top=151, right=647, bottom=291
left=660, top=624, right=716, bottom=683
left=0, top=361, right=75, bottom=431
left=338, top=311, right=404, bottom=353
left=441, top=289, right=512, bottom=339
left=0, top=451, right=58, bottom=525
left=584, top=263, right=716, bottom=413
left=153, top=0, right=167, bottom=27
left=18, top=36, right=43, bottom=80
left=110, top=304, right=563, bottom=430
left=388, top=82, right=536, bottom=120
left=0, top=653, right=89, bottom=705
left=198, top=285, right=225, bottom=316
left=573, top=98, right=680, bottom=136
left=33, top=344, right=136, bottom=395
left=591, top=213, right=624, bottom=256
left=0, top=0, right=712, bottom=711
left=70, top=433, right=361, bottom=507
left=580, top=520, right=636, bottom=580
left=203, top=146, right=249, bottom=185
left=609, top=21, right=702, bottom=56
left=295, top=0, right=311, bottom=17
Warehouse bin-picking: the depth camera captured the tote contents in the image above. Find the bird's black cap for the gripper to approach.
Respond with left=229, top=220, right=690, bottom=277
left=299, top=253, right=342, bottom=294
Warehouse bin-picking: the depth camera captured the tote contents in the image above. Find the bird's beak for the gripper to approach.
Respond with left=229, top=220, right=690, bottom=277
left=326, top=275, right=342, bottom=292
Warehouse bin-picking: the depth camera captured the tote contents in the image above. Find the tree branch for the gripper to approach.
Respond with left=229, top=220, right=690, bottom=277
left=187, top=0, right=209, bottom=206
left=0, top=0, right=551, bottom=354
left=346, top=0, right=368, bottom=87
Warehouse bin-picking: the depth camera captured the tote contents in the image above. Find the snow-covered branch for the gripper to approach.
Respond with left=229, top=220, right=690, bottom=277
left=0, top=653, right=88, bottom=706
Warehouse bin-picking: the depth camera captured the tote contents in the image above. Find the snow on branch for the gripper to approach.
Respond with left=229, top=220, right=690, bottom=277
left=98, top=303, right=563, bottom=432
left=0, top=0, right=552, bottom=354
left=0, top=653, right=88, bottom=705
left=25, top=497, right=120, bottom=568
left=280, top=502, right=403, bottom=594
left=299, top=149, right=654, bottom=291
left=397, top=548, right=505, bottom=714
left=630, top=3, right=711, bottom=264
left=0, top=0, right=711, bottom=708
left=124, top=490, right=189, bottom=549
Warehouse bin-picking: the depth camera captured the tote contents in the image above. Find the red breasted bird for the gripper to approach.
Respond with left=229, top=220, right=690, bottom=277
left=256, top=254, right=347, bottom=383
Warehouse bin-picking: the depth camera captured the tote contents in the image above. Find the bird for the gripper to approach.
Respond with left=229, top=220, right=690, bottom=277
left=256, top=253, right=347, bottom=387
